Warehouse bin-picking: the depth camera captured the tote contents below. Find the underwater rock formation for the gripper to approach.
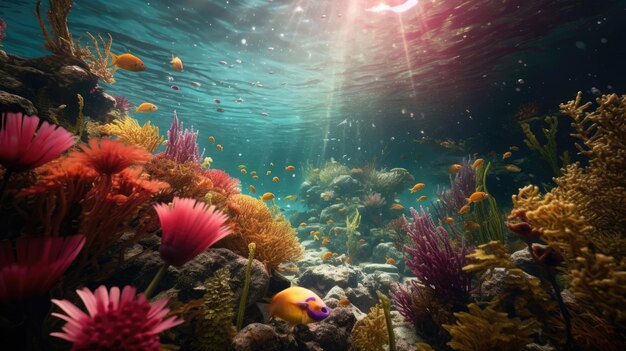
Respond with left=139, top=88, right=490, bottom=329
left=0, top=50, right=115, bottom=125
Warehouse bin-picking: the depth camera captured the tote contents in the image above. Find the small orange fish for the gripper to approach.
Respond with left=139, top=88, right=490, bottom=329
left=171, top=55, right=184, bottom=72
left=464, top=221, right=480, bottom=230
left=241, top=169, right=247, bottom=174
left=111, top=52, right=146, bottom=72
left=358, top=239, right=366, bottom=244
left=252, top=175, right=259, bottom=180
left=326, top=219, right=334, bottom=225
left=312, top=231, right=321, bottom=236
left=449, top=164, right=462, bottom=174
left=216, top=144, right=223, bottom=151
left=135, top=102, right=158, bottom=113
left=208, top=136, right=215, bottom=143
left=471, top=159, right=484, bottom=170
left=299, top=222, right=307, bottom=228
left=502, top=151, right=512, bottom=159
left=445, top=216, right=455, bottom=224
left=322, top=252, right=334, bottom=260
left=314, top=235, right=319, bottom=241
left=338, top=298, right=351, bottom=306
left=322, top=237, right=330, bottom=245
left=386, top=257, right=396, bottom=264
left=466, top=191, right=488, bottom=203
left=410, top=183, right=425, bottom=193
left=260, top=192, right=275, bottom=201
left=285, top=165, right=296, bottom=171
left=509, top=146, right=520, bottom=151
left=458, top=204, right=471, bottom=215
left=504, top=164, right=522, bottom=173
left=266, top=170, right=272, bottom=176
left=250, top=171, right=257, bottom=175
left=417, top=195, right=428, bottom=202
left=390, top=203, right=404, bottom=211
left=276, top=217, right=284, bottom=222
left=249, top=185, right=256, bottom=193
left=273, top=176, right=280, bottom=183
left=270, top=162, right=275, bottom=166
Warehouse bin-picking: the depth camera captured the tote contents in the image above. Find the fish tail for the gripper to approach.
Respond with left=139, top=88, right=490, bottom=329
left=109, top=52, right=118, bottom=66
left=466, top=198, right=471, bottom=203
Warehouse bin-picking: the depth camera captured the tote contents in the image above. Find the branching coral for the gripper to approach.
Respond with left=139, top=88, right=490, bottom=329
left=219, top=194, right=303, bottom=271
left=443, top=303, right=539, bottom=351
left=435, top=158, right=475, bottom=215
left=350, top=304, right=389, bottom=351
left=403, top=207, right=471, bottom=302
left=521, top=116, right=569, bottom=177
left=144, top=156, right=213, bottom=202
left=165, top=111, right=204, bottom=164
left=100, top=116, right=164, bottom=153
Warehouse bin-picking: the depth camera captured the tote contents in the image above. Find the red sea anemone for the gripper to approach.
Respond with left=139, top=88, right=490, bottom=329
left=0, top=112, right=75, bottom=172
left=71, top=138, right=151, bottom=176
left=204, top=168, right=240, bottom=195
left=0, top=235, right=85, bottom=304
left=50, top=285, right=183, bottom=351
left=154, top=197, right=231, bottom=266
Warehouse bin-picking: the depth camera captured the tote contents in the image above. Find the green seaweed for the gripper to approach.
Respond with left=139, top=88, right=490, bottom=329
left=471, top=162, right=506, bottom=244
left=377, top=291, right=396, bottom=351
left=521, top=116, right=570, bottom=177
left=345, top=210, right=361, bottom=263
left=236, top=242, right=255, bottom=331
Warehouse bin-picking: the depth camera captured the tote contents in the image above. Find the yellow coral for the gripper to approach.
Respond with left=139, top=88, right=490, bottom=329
left=463, top=241, right=512, bottom=273
left=100, top=116, right=164, bottom=153
left=350, top=304, right=389, bottom=351
left=443, top=303, right=539, bottom=351
left=219, top=194, right=303, bottom=271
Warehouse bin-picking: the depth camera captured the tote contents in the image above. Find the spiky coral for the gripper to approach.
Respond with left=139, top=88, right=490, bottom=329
left=99, top=116, right=164, bottom=153
left=443, top=303, right=539, bottom=351
left=220, top=194, right=303, bottom=271
left=143, top=156, right=214, bottom=202
left=350, top=304, right=389, bottom=351
left=164, top=111, right=204, bottom=164
left=204, top=169, right=240, bottom=197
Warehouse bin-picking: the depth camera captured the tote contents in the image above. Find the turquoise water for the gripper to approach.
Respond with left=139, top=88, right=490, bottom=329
left=1, top=0, right=624, bottom=203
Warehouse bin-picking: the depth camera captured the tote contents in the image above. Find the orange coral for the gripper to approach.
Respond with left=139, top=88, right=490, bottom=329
left=218, top=194, right=303, bottom=271
left=143, top=155, right=213, bottom=202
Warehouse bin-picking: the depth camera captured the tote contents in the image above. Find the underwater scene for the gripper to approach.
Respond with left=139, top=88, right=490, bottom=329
left=0, top=0, right=625, bottom=350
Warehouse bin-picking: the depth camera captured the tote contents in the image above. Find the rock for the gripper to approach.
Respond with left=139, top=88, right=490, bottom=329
left=329, top=174, right=362, bottom=195
left=229, top=323, right=297, bottom=351
left=511, top=248, right=542, bottom=277
left=478, top=267, right=535, bottom=300
left=0, top=90, right=37, bottom=115
left=345, top=283, right=378, bottom=312
left=320, top=203, right=346, bottom=222
left=362, top=271, right=401, bottom=295
left=391, top=311, right=426, bottom=351
left=324, top=286, right=347, bottom=300
left=267, top=271, right=292, bottom=297
left=298, top=264, right=361, bottom=295
left=372, top=242, right=403, bottom=263
left=362, top=263, right=399, bottom=274
left=294, top=320, right=351, bottom=351
left=325, top=305, right=358, bottom=331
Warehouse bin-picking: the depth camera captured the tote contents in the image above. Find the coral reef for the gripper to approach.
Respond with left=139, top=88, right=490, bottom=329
left=164, top=111, right=204, bottom=164
left=350, top=303, right=389, bottom=351
left=99, top=115, right=164, bottom=153
left=144, top=156, right=214, bottom=202
left=220, top=194, right=303, bottom=271
left=435, top=158, right=475, bottom=215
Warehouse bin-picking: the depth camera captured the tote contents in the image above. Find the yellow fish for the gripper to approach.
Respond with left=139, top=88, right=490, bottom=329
left=410, top=183, right=425, bottom=193
left=285, top=165, right=296, bottom=171
left=509, top=146, right=520, bottom=151
left=216, top=144, right=223, bottom=151
left=449, top=164, right=462, bottom=174
left=502, top=151, right=512, bottom=159
left=266, top=170, right=272, bottom=176
left=268, top=287, right=330, bottom=325
left=445, top=216, right=454, bottom=224
left=252, top=175, right=259, bottom=180
left=260, top=192, right=275, bottom=201
left=417, top=195, right=428, bottom=202
left=504, top=164, right=522, bottom=173
left=201, top=157, right=212, bottom=169
left=208, top=136, right=215, bottom=143
left=273, top=176, right=280, bottom=183
left=270, top=162, right=275, bottom=166
left=249, top=185, right=256, bottom=194
left=314, top=235, right=319, bottom=241
left=326, top=219, right=334, bottom=225
left=250, top=171, right=257, bottom=175
left=466, top=191, right=488, bottom=203
left=135, top=103, right=158, bottom=113
left=390, top=203, right=404, bottom=211
left=240, top=169, right=247, bottom=174
left=299, top=222, right=307, bottom=228
left=458, top=204, right=471, bottom=215
left=322, top=237, right=330, bottom=245
left=171, top=55, right=183, bottom=72
left=464, top=221, right=480, bottom=230
left=284, top=195, right=297, bottom=201
left=110, top=52, right=146, bottom=72
left=471, top=159, right=484, bottom=170
left=238, top=165, right=246, bottom=169
left=322, top=252, right=334, bottom=261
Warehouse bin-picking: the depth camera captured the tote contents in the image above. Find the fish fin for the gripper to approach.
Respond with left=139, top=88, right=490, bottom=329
left=110, top=52, right=118, bottom=66
left=135, top=106, right=141, bottom=112
left=466, top=198, right=471, bottom=203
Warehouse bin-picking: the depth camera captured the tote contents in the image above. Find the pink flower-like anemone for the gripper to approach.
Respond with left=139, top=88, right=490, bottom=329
left=51, top=285, right=183, bottom=351
left=71, top=138, right=151, bottom=176
left=154, top=197, right=232, bottom=266
left=0, top=235, right=85, bottom=304
left=0, top=112, right=75, bottom=172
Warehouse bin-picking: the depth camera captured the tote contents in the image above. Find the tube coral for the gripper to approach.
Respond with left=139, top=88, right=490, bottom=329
left=164, top=111, right=204, bottom=164
left=50, top=285, right=183, bottom=350
left=0, top=235, right=85, bottom=304
left=403, top=207, right=471, bottom=302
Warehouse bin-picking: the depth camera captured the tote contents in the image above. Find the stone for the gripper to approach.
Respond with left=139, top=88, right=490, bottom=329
left=298, top=264, right=360, bottom=295
left=294, top=320, right=351, bottom=351
left=319, top=203, right=347, bottom=222
left=362, top=271, right=401, bottom=295
left=362, top=263, right=399, bottom=274
left=391, top=311, right=426, bottom=351
left=372, top=242, right=403, bottom=263
left=229, top=323, right=297, bottom=351
left=478, top=267, right=535, bottom=300
left=324, top=285, right=347, bottom=300
left=511, top=248, right=542, bottom=277
left=345, top=283, right=378, bottom=312
left=329, top=174, right=362, bottom=195
left=0, top=90, right=37, bottom=115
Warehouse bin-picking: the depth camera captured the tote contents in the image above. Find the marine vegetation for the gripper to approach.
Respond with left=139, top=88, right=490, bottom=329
left=470, top=162, right=507, bottom=244
left=377, top=291, right=396, bottom=351
left=99, top=115, right=164, bottom=153
left=164, top=111, right=204, bottom=165
left=169, top=267, right=236, bottom=351
left=521, top=115, right=570, bottom=178
left=236, top=242, right=256, bottom=331
left=220, top=194, right=303, bottom=271
left=317, top=161, right=350, bottom=187
left=350, top=303, right=389, bottom=351
left=345, top=209, right=362, bottom=263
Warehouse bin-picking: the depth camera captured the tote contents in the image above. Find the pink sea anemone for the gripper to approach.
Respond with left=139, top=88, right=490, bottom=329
left=51, top=285, right=183, bottom=351
left=204, top=168, right=241, bottom=195
left=154, top=197, right=231, bottom=266
left=71, top=138, right=151, bottom=176
left=0, top=235, right=85, bottom=304
left=0, top=112, right=75, bottom=173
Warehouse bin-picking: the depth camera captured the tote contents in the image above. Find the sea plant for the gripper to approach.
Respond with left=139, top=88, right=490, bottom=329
left=345, top=209, right=361, bottom=263
left=236, top=242, right=256, bottom=331
left=470, top=162, right=506, bottom=244
left=435, top=158, right=475, bottom=215
left=377, top=291, right=396, bottom=351
left=100, top=115, right=164, bottom=153
left=350, top=303, right=389, bottom=351
left=164, top=111, right=204, bottom=165
left=521, top=115, right=570, bottom=177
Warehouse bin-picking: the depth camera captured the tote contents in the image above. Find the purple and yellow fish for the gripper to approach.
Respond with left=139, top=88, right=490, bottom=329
left=268, top=286, right=330, bottom=325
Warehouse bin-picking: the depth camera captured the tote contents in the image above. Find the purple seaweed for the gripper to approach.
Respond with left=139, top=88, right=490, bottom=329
left=164, top=111, right=205, bottom=164
left=403, top=207, right=471, bottom=301
left=435, top=158, right=475, bottom=214
left=111, top=94, right=131, bottom=112
left=0, top=18, right=6, bottom=42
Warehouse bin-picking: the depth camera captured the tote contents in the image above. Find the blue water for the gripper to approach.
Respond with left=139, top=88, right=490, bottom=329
left=1, top=0, right=625, bottom=203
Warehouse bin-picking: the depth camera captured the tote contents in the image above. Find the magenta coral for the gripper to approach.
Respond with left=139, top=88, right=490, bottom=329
left=0, top=112, right=75, bottom=173
left=110, top=94, right=131, bottom=113
left=403, top=207, right=471, bottom=301
left=154, top=197, right=231, bottom=266
left=436, top=158, right=475, bottom=214
left=51, top=285, right=183, bottom=350
left=164, top=111, right=204, bottom=164
left=0, top=235, right=85, bottom=304
left=204, top=168, right=241, bottom=195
